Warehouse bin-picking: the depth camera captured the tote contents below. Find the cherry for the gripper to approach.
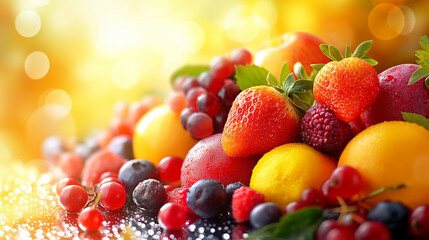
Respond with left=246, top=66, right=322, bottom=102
left=158, top=203, right=187, bottom=231
left=210, top=56, right=235, bottom=79
left=186, top=112, right=214, bottom=140
left=56, top=177, right=82, bottom=196
left=322, top=166, right=363, bottom=200
left=78, top=207, right=103, bottom=232
left=59, top=185, right=88, bottom=213
left=168, top=91, right=188, bottom=114
left=197, top=92, right=222, bottom=117
left=99, top=182, right=126, bottom=211
left=180, top=107, right=194, bottom=130
left=158, top=156, right=184, bottom=183
left=230, top=48, right=252, bottom=66
left=186, top=87, right=207, bottom=111
left=301, top=188, right=325, bottom=207
left=409, top=205, right=429, bottom=238
left=354, top=221, right=391, bottom=240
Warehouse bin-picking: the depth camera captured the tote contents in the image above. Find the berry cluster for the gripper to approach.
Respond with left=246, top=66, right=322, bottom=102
left=169, top=48, right=251, bottom=139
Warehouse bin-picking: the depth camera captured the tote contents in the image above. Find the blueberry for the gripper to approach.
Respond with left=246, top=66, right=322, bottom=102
left=250, top=202, right=282, bottom=229
left=118, top=159, right=159, bottom=194
left=133, top=179, right=166, bottom=211
left=186, top=179, right=227, bottom=218
left=107, top=136, right=134, bottom=160
left=367, top=201, right=410, bottom=239
left=225, top=182, right=245, bottom=205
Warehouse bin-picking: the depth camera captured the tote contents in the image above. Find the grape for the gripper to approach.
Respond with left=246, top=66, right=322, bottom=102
left=218, top=82, right=241, bottom=107
left=186, top=87, right=207, bottom=111
left=167, top=91, right=188, bottom=114
left=180, top=107, right=194, bottom=130
left=197, top=92, right=222, bottom=117
left=186, top=112, right=214, bottom=139
left=174, top=76, right=187, bottom=91
left=198, top=71, right=224, bottom=94
left=210, top=56, right=235, bottom=79
left=213, top=107, right=229, bottom=133
left=230, top=48, right=252, bottom=66
left=182, top=77, right=200, bottom=94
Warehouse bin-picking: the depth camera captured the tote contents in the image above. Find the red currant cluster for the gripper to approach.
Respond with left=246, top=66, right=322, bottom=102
left=168, top=48, right=252, bottom=139
left=56, top=173, right=127, bottom=232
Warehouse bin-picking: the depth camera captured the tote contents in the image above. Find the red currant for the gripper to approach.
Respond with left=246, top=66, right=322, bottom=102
left=197, top=92, right=222, bottom=117
left=186, top=87, right=207, bottom=111
left=99, top=172, right=118, bottom=180
left=56, top=177, right=82, bottom=196
left=158, top=156, right=184, bottom=183
left=409, top=205, right=429, bottom=238
left=285, top=200, right=308, bottom=214
left=324, top=226, right=354, bottom=240
left=59, top=185, right=88, bottom=212
left=186, top=112, right=214, bottom=140
left=58, top=152, right=84, bottom=179
left=99, top=177, right=125, bottom=189
left=354, top=221, right=391, bottom=240
left=316, top=219, right=340, bottom=240
left=210, top=56, right=235, bottom=79
left=230, top=48, right=252, bottom=66
left=158, top=203, right=186, bottom=231
left=99, top=182, right=126, bottom=211
left=78, top=207, right=103, bottom=232
left=301, top=188, right=325, bottom=207
left=322, top=166, right=363, bottom=200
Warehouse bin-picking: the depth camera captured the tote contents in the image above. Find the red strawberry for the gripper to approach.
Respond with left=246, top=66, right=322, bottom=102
left=313, top=41, right=380, bottom=122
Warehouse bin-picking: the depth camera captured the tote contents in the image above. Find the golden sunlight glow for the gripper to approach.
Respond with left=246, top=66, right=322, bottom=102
left=24, top=51, right=50, bottom=80
left=400, top=6, right=416, bottom=35
left=368, top=3, right=405, bottom=40
left=15, top=10, right=41, bottom=38
left=175, top=21, right=205, bottom=54
left=111, top=59, right=141, bottom=89
left=43, top=89, right=73, bottom=114
left=29, top=0, right=50, bottom=7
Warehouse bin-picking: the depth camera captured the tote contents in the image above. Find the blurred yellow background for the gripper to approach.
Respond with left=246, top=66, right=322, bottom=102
left=0, top=0, right=428, bottom=162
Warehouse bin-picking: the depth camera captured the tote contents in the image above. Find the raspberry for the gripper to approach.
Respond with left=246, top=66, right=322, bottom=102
left=167, top=187, right=194, bottom=215
left=231, top=186, right=264, bottom=223
left=300, top=103, right=353, bottom=156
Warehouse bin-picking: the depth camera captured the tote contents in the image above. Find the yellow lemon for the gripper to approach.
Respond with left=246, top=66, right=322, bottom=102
left=133, top=105, right=197, bottom=165
left=250, top=143, right=336, bottom=208
left=339, top=121, right=429, bottom=209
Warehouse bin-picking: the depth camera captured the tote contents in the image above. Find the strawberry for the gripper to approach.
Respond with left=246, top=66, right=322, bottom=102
left=312, top=41, right=379, bottom=122
left=222, top=63, right=313, bottom=157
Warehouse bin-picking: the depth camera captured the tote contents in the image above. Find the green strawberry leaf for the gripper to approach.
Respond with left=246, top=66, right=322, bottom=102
left=311, top=64, right=325, bottom=71
left=352, top=40, right=373, bottom=58
left=266, top=72, right=279, bottom=87
left=408, top=67, right=429, bottom=86
left=402, top=112, right=429, bottom=130
left=294, top=62, right=309, bottom=80
left=290, top=80, right=314, bottom=93
left=345, top=45, right=352, bottom=58
left=290, top=92, right=314, bottom=112
left=247, top=208, right=324, bottom=240
left=320, top=44, right=336, bottom=61
left=362, top=56, right=378, bottom=66
left=280, top=62, right=291, bottom=86
left=329, top=45, right=344, bottom=61
left=416, top=35, right=429, bottom=68
left=235, top=64, right=276, bottom=90
left=170, top=65, right=210, bottom=84
left=309, top=69, right=318, bottom=80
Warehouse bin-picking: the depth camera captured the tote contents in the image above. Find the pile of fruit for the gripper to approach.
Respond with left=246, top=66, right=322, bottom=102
left=48, top=32, right=429, bottom=240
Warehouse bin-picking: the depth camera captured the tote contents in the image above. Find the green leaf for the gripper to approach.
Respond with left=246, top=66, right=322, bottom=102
left=352, top=40, right=373, bottom=58
left=426, top=77, right=429, bottom=90
left=402, top=112, right=429, bottom=130
left=320, top=44, right=336, bottom=61
left=408, top=67, right=429, bottom=86
left=294, top=62, right=309, bottom=80
left=309, top=69, right=318, bottom=80
left=416, top=35, right=429, bottom=68
left=279, top=62, right=290, bottom=86
left=290, top=92, right=314, bottom=112
left=329, top=45, right=343, bottom=61
left=362, top=56, right=378, bottom=66
left=170, top=65, right=210, bottom=84
left=345, top=45, right=352, bottom=58
left=311, top=64, right=325, bottom=71
left=266, top=72, right=278, bottom=87
left=235, top=64, right=276, bottom=90
left=290, top=80, right=314, bottom=93
left=283, top=73, right=296, bottom=94
left=247, top=208, right=324, bottom=240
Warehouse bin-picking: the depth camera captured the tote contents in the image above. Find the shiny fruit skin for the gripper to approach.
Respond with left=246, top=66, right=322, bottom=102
left=56, top=177, right=82, bottom=196
left=254, top=31, right=331, bottom=79
left=409, top=205, right=429, bottom=238
left=59, top=185, right=88, bottom=213
left=78, top=207, right=103, bottom=232
left=158, top=156, right=184, bottom=183
left=250, top=143, right=336, bottom=208
left=338, top=121, right=429, bottom=209
left=222, top=86, right=300, bottom=157
left=81, top=150, right=126, bottom=186
left=362, top=64, right=429, bottom=127
left=133, top=106, right=197, bottom=165
left=181, top=134, right=260, bottom=187
left=158, top=203, right=187, bottom=231
left=117, top=159, right=159, bottom=194
left=99, top=182, right=127, bottom=211
left=314, top=57, right=379, bottom=122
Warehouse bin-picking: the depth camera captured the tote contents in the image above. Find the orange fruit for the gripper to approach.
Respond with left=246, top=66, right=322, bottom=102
left=338, top=121, right=429, bottom=209
left=133, top=105, right=197, bottom=165
left=249, top=143, right=336, bottom=208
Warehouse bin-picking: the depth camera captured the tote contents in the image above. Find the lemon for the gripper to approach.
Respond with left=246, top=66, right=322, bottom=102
left=339, top=121, right=429, bottom=209
left=250, top=143, right=336, bottom=208
left=133, top=105, right=197, bottom=165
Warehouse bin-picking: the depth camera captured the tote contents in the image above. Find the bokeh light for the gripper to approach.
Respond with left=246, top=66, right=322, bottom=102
left=368, top=3, right=405, bottom=40
left=24, top=51, right=50, bottom=80
left=15, top=10, right=41, bottom=38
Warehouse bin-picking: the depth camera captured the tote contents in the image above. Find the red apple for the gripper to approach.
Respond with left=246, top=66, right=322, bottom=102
left=254, top=31, right=331, bottom=79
